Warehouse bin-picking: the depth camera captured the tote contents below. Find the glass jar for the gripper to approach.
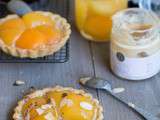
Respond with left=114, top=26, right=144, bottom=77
left=75, top=0, right=128, bottom=42
left=111, top=8, right=160, bottom=80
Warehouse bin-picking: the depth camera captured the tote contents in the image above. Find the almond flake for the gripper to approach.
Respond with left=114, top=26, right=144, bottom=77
left=80, top=102, right=93, bottom=110
left=36, top=104, right=52, bottom=115
left=128, top=102, right=135, bottom=108
left=41, top=104, right=52, bottom=110
left=60, top=98, right=73, bottom=108
left=36, top=108, right=44, bottom=115
left=13, top=80, right=25, bottom=86
left=112, top=87, right=125, bottom=94
left=50, top=98, right=56, bottom=107
left=44, top=112, right=56, bottom=120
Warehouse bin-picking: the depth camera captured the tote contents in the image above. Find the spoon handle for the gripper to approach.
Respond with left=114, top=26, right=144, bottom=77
left=108, top=91, right=159, bottom=120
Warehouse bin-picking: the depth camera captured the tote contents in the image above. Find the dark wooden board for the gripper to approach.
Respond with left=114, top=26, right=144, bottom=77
left=0, top=0, right=160, bottom=120
left=90, top=39, right=160, bottom=120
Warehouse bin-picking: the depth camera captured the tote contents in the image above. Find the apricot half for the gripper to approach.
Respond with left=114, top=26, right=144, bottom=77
left=0, top=28, right=23, bottom=45
left=0, top=18, right=25, bottom=30
left=59, top=93, right=95, bottom=120
left=16, top=28, right=47, bottom=49
left=35, top=25, right=61, bottom=44
left=22, top=12, right=55, bottom=28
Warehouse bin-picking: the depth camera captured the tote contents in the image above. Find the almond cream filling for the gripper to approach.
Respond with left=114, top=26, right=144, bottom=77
left=13, top=86, right=103, bottom=120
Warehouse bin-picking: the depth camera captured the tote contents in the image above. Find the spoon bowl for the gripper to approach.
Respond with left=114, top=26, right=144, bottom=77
left=79, top=77, right=112, bottom=92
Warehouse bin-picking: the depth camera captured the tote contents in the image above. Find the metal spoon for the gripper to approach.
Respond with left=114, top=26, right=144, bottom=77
left=79, top=77, right=159, bottom=120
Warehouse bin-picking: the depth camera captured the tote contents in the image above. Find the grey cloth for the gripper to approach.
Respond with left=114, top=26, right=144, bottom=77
left=7, top=0, right=32, bottom=16
left=130, top=0, right=160, bottom=4
left=130, top=0, right=160, bottom=16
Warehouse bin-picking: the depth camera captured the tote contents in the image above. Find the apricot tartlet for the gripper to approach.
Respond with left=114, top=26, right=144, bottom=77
left=0, top=11, right=71, bottom=58
left=13, top=86, right=103, bottom=120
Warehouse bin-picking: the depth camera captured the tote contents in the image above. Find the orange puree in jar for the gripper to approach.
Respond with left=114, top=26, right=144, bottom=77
left=75, top=0, right=128, bottom=42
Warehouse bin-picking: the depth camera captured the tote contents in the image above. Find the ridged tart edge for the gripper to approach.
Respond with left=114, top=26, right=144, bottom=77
left=13, top=86, right=104, bottom=120
left=0, top=11, right=71, bottom=58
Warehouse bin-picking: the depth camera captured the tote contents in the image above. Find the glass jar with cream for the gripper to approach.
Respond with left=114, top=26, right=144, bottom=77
left=111, top=8, right=160, bottom=80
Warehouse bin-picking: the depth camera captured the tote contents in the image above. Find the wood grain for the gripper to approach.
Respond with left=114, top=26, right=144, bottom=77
left=0, top=1, right=97, bottom=120
left=0, top=0, right=160, bottom=120
left=91, top=42, right=160, bottom=120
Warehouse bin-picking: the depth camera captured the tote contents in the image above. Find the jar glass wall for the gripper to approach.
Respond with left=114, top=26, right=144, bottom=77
left=111, top=8, right=160, bottom=80
left=75, top=0, right=128, bottom=42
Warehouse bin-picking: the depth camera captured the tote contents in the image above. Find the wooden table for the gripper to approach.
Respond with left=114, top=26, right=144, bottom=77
left=0, top=1, right=160, bottom=120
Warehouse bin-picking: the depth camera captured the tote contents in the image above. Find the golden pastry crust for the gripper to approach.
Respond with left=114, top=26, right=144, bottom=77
left=0, top=11, right=71, bottom=58
left=13, top=86, right=103, bottom=120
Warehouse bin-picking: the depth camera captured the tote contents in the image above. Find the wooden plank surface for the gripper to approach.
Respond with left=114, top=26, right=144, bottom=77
left=0, top=1, right=97, bottom=120
left=0, top=0, right=160, bottom=120
left=91, top=42, right=160, bottom=120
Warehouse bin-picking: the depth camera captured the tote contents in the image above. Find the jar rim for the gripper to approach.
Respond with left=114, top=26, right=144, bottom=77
left=112, top=8, right=160, bottom=48
left=112, top=8, right=160, bottom=32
